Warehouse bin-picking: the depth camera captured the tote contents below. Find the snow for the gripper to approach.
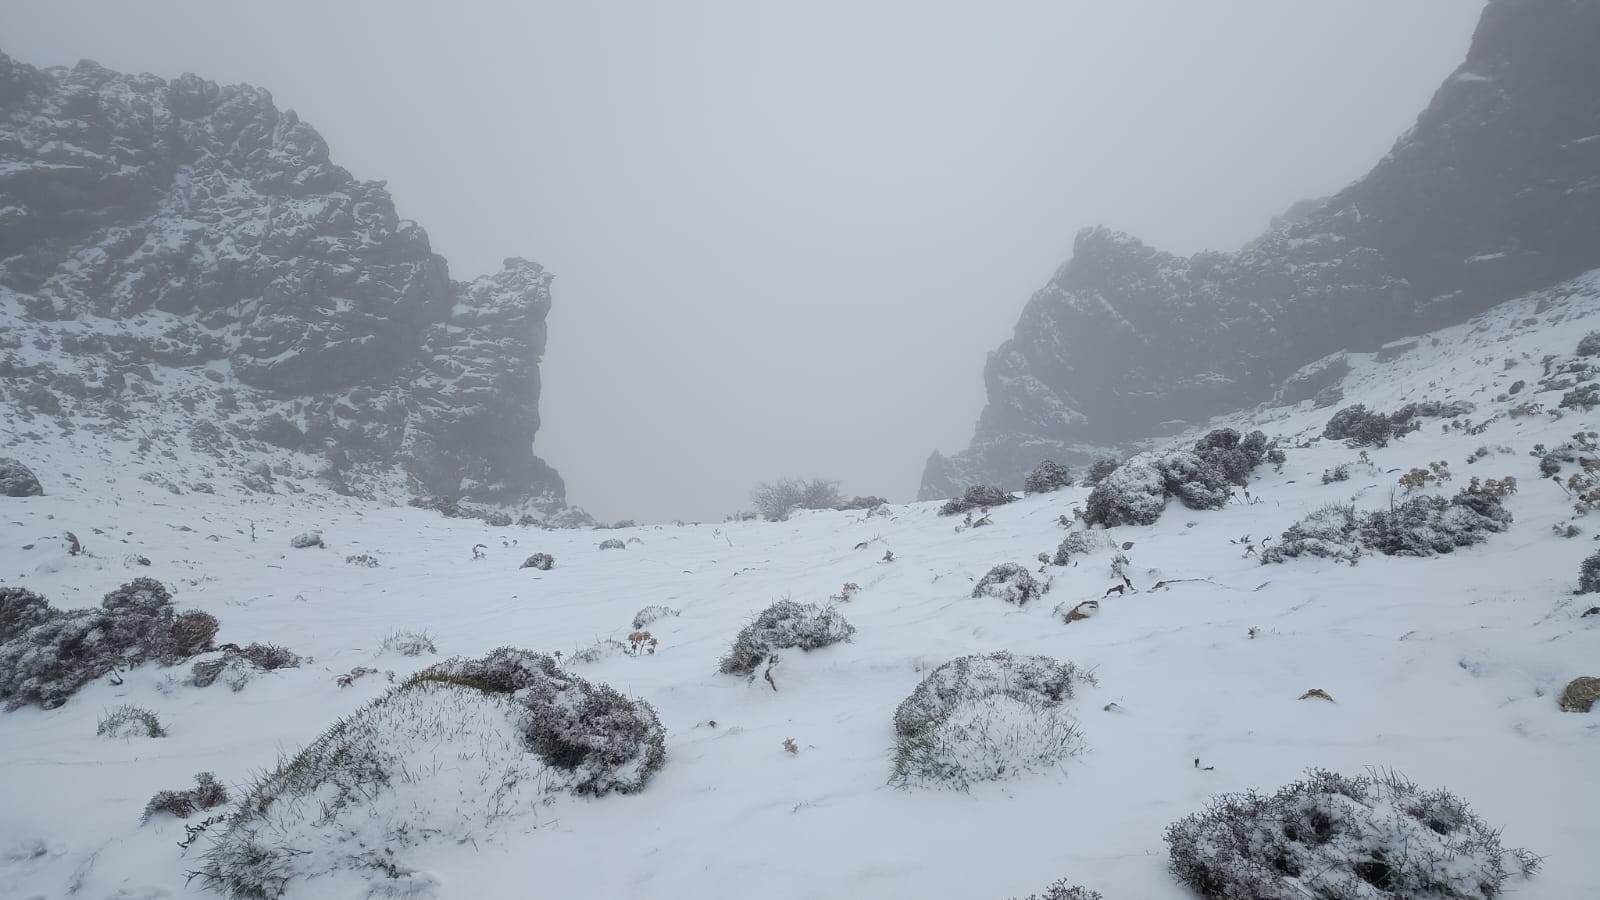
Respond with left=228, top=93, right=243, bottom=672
left=2, top=275, right=1599, bottom=898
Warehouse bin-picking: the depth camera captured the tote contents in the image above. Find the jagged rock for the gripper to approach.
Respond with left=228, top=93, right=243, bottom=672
left=0, top=53, right=565, bottom=508
left=1559, top=677, right=1600, bottom=713
left=923, top=0, right=1600, bottom=497
left=0, top=458, right=42, bottom=496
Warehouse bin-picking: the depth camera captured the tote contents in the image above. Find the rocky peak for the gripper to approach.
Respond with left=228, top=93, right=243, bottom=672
left=0, top=52, right=565, bottom=510
left=922, top=0, right=1600, bottom=500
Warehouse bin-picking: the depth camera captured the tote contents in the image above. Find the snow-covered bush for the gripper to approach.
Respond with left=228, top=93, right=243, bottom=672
left=598, top=538, right=626, bottom=550
left=1084, top=455, right=1168, bottom=526
left=1024, top=460, right=1074, bottom=495
left=520, top=552, right=555, bottom=570
left=891, top=652, right=1089, bottom=790
left=190, top=642, right=301, bottom=691
left=972, top=563, right=1046, bottom=606
left=1560, top=383, right=1599, bottom=411
left=0, top=457, right=44, bottom=496
left=1324, top=404, right=1401, bottom=447
left=1166, top=768, right=1539, bottom=899
left=97, top=704, right=166, bottom=739
left=1006, top=881, right=1103, bottom=900
left=1359, top=489, right=1510, bottom=558
left=344, top=553, right=379, bottom=567
left=1321, top=463, right=1352, bottom=484
left=1261, top=504, right=1362, bottom=565
left=1391, top=399, right=1475, bottom=424
left=143, top=771, right=227, bottom=822
left=1579, top=331, right=1600, bottom=357
left=1084, top=429, right=1276, bottom=527
left=410, top=648, right=666, bottom=795
left=0, top=578, right=217, bottom=710
left=719, top=599, right=855, bottom=675
left=1053, top=531, right=1098, bottom=566
left=1082, top=457, right=1120, bottom=487
left=749, top=477, right=842, bottom=521
left=380, top=630, right=436, bottom=657
left=632, top=604, right=680, bottom=629
left=1579, top=550, right=1600, bottom=594
left=835, top=494, right=889, bottom=511
left=288, top=530, right=324, bottom=549
left=939, top=484, right=1016, bottom=516
left=0, top=586, right=55, bottom=643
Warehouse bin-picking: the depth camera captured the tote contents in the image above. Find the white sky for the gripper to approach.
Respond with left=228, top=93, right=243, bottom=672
left=2, top=1, right=1485, bottom=522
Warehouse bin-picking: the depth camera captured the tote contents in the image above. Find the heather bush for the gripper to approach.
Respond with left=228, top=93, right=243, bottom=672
left=632, top=605, right=680, bottom=629
left=1023, top=460, right=1074, bottom=495
left=1082, top=457, right=1120, bottom=486
left=0, top=579, right=217, bottom=709
left=190, top=642, right=302, bottom=691
left=1084, top=429, right=1277, bottom=527
left=1007, top=881, right=1103, bottom=900
left=520, top=552, right=555, bottom=570
left=1578, top=331, right=1600, bottom=357
left=380, top=630, right=436, bottom=657
left=1359, top=489, right=1510, bottom=558
left=835, top=494, right=890, bottom=511
left=0, top=586, right=56, bottom=643
left=1322, top=463, right=1352, bottom=484
left=939, top=484, right=1017, bottom=517
left=971, top=563, right=1046, bottom=606
left=288, top=530, right=324, bottom=549
left=719, top=600, right=855, bottom=675
left=1166, top=768, right=1539, bottom=899
left=1261, top=504, right=1362, bottom=565
left=1324, top=404, right=1400, bottom=447
left=97, top=704, right=166, bottom=739
left=1580, top=550, right=1600, bottom=594
left=1052, top=531, right=1098, bottom=566
left=143, top=772, right=228, bottom=822
left=597, top=538, right=626, bottom=551
left=1560, top=383, right=1599, bottom=411
left=893, top=651, right=1084, bottom=737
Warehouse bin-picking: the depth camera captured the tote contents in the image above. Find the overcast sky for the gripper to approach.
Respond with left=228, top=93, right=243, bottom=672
left=4, top=1, right=1485, bottom=522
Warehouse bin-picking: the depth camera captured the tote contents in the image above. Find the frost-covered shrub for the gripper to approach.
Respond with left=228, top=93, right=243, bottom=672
left=344, top=553, right=379, bottom=568
left=891, top=652, right=1089, bottom=790
left=1166, top=768, right=1539, bottom=900
left=893, top=651, right=1083, bottom=737
left=1052, top=531, right=1098, bottom=566
left=1082, top=457, right=1120, bottom=487
left=1577, top=331, right=1600, bottom=357
left=1321, top=463, right=1352, bottom=484
left=97, top=704, right=166, bottom=738
left=1024, top=460, right=1074, bottom=495
left=1084, top=430, right=1276, bottom=527
left=380, top=630, right=436, bottom=657
left=719, top=600, right=855, bottom=675
left=632, top=605, right=680, bottom=629
left=410, top=648, right=666, bottom=796
left=1580, top=550, right=1600, bottom=594
left=972, top=563, right=1046, bottom=606
left=288, top=530, right=324, bottom=549
left=520, top=552, right=555, bottom=570
left=1391, top=399, right=1476, bottom=424
left=1261, top=504, right=1362, bottom=564
left=1007, top=881, right=1103, bottom=900
left=597, top=538, right=626, bottom=551
left=0, top=579, right=216, bottom=710
left=1359, top=490, right=1510, bottom=558
left=1559, top=383, right=1599, bottom=411
left=939, top=484, right=1016, bottom=516
left=190, top=642, right=302, bottom=691
left=750, top=477, right=842, bottom=521
left=143, top=772, right=228, bottom=822
left=0, top=457, right=44, bottom=496
left=0, top=586, right=57, bottom=643
left=835, top=494, right=889, bottom=511
left=1084, top=456, right=1168, bottom=526
left=1324, top=404, right=1399, bottom=447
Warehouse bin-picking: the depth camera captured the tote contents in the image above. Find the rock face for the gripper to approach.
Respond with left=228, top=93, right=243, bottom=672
left=923, top=0, right=1600, bottom=498
left=0, top=53, right=564, bottom=507
left=0, top=458, right=42, bottom=496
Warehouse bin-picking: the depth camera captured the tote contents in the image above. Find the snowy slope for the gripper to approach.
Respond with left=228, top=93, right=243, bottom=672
left=2, top=274, right=1598, bottom=899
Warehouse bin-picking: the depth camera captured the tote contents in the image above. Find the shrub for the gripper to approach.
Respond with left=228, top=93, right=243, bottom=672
left=380, top=630, right=436, bottom=657
left=632, top=605, right=680, bottom=629
left=893, top=651, right=1084, bottom=737
left=97, top=704, right=167, bottom=738
left=1007, top=881, right=1103, bottom=900
left=1577, top=331, right=1600, bottom=357
left=719, top=600, right=855, bottom=675
left=344, top=553, right=379, bottom=567
left=1359, top=489, right=1510, bottom=558
left=939, top=484, right=1016, bottom=517
left=143, top=772, right=228, bottom=822
left=1084, top=429, right=1276, bottom=527
left=520, top=552, right=555, bottom=570
left=0, top=579, right=216, bottom=709
left=1082, top=457, right=1120, bottom=487
left=597, top=538, right=626, bottom=551
left=1560, top=384, right=1599, bottom=411
left=1166, top=768, right=1538, bottom=899
left=750, top=477, right=842, bottom=521
left=1261, top=504, right=1362, bottom=564
left=1321, top=463, right=1352, bottom=484
left=1391, top=399, right=1476, bottom=424
left=0, top=586, right=57, bottom=643
left=0, top=457, right=44, bottom=496
left=190, top=642, right=302, bottom=691
left=410, top=648, right=666, bottom=796
left=1024, top=460, right=1074, bottom=495
left=835, top=495, right=890, bottom=511
left=289, top=530, right=324, bottom=549
left=971, top=563, right=1046, bottom=606
left=1580, top=550, right=1600, bottom=594
left=1324, top=404, right=1399, bottom=447
left=1052, top=531, right=1098, bottom=566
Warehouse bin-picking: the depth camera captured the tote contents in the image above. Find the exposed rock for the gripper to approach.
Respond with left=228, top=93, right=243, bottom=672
left=923, top=0, right=1600, bottom=496
left=0, top=53, right=564, bottom=508
left=0, top=458, right=42, bottom=496
left=1560, top=676, right=1600, bottom=713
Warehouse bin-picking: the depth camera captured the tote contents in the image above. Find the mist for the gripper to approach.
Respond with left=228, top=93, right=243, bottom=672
left=2, top=0, right=1484, bottom=522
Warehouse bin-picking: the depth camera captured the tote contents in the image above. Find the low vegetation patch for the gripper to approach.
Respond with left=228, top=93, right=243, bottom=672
left=972, top=563, right=1046, bottom=606
left=1264, top=486, right=1511, bottom=563
left=97, top=704, right=166, bottom=739
left=143, top=771, right=228, bottom=822
left=1084, top=429, right=1279, bottom=527
left=719, top=600, right=855, bottom=675
left=939, top=484, right=1016, bottom=517
left=1023, top=460, right=1074, bottom=495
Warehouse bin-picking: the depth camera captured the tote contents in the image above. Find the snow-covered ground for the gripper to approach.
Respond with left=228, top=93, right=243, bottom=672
left=2, top=275, right=1599, bottom=899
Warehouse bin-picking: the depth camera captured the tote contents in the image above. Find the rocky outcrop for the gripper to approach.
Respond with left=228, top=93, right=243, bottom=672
left=923, top=0, right=1600, bottom=498
left=0, top=52, right=564, bottom=507
left=0, top=458, right=42, bottom=496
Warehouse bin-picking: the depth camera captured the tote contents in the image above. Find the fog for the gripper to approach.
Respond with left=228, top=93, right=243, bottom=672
left=4, top=1, right=1484, bottom=522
